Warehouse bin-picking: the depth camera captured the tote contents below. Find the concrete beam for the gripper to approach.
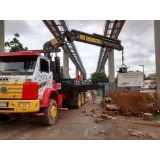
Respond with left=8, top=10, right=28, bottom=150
left=154, top=21, right=160, bottom=94
left=108, top=49, right=115, bottom=82
left=63, top=51, right=69, bottom=78
left=0, top=20, right=4, bottom=52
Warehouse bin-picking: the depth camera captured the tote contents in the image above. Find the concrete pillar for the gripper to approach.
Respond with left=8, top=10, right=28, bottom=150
left=108, top=49, right=115, bottom=82
left=154, top=21, right=160, bottom=94
left=0, top=20, right=4, bottom=52
left=76, top=67, right=79, bottom=76
left=80, top=72, right=83, bottom=81
left=63, top=51, right=69, bottom=78
left=101, top=66, right=105, bottom=73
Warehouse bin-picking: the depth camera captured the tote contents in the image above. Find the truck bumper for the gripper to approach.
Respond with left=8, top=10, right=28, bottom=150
left=0, top=100, right=40, bottom=113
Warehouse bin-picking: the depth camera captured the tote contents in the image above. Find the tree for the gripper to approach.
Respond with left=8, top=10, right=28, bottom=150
left=144, top=74, right=151, bottom=80
left=60, top=66, right=65, bottom=78
left=90, top=72, right=107, bottom=84
left=5, top=33, right=26, bottom=52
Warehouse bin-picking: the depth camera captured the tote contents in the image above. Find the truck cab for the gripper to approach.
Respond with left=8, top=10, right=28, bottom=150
left=0, top=51, right=53, bottom=100
left=0, top=51, right=61, bottom=125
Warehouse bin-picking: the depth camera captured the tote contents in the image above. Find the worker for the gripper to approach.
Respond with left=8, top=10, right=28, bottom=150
left=76, top=75, right=82, bottom=81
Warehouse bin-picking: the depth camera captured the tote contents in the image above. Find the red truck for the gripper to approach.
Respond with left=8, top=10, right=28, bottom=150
left=0, top=29, right=123, bottom=125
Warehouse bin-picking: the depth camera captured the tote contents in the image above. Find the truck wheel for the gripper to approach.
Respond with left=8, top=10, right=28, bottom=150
left=75, top=94, right=81, bottom=109
left=81, top=92, right=85, bottom=106
left=41, top=99, right=58, bottom=126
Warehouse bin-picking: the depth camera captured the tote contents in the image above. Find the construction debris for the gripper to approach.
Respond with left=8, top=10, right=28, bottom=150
left=101, top=114, right=107, bottom=119
left=101, top=97, right=121, bottom=116
left=85, top=113, right=93, bottom=116
left=143, top=113, right=154, bottom=121
left=106, top=116, right=113, bottom=120
left=157, top=121, right=160, bottom=124
left=84, top=89, right=159, bottom=121
left=108, top=88, right=158, bottom=116
left=128, top=130, right=145, bottom=137
left=93, top=114, right=98, bottom=118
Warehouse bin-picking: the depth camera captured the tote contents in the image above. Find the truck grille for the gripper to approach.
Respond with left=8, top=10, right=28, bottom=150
left=0, top=82, right=23, bottom=99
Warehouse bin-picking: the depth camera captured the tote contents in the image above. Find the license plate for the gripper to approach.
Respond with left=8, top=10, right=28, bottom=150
left=0, top=102, right=7, bottom=107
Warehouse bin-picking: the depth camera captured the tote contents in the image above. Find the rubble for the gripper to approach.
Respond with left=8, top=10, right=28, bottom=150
left=106, top=116, right=113, bottom=120
left=157, top=121, right=160, bottom=124
left=108, top=89, right=158, bottom=116
left=85, top=113, right=93, bottom=116
left=101, top=114, right=107, bottom=119
left=93, top=114, right=98, bottom=118
left=94, top=119, right=103, bottom=123
left=128, top=130, right=144, bottom=137
left=143, top=113, right=154, bottom=121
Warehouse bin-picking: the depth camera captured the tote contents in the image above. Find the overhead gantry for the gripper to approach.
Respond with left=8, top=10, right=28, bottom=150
left=43, top=20, right=86, bottom=79
left=96, top=20, right=126, bottom=82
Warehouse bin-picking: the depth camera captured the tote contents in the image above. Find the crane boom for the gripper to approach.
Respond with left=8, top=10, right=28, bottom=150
left=43, top=29, right=123, bottom=54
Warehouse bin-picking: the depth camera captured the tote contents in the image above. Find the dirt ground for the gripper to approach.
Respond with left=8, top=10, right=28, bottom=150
left=0, top=93, right=160, bottom=140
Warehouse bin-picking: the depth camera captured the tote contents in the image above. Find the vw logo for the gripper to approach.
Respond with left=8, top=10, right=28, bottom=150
left=0, top=86, right=7, bottom=93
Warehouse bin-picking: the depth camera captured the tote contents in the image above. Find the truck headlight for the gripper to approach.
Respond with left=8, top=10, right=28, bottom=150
left=25, top=102, right=30, bottom=107
left=19, top=102, right=24, bottom=107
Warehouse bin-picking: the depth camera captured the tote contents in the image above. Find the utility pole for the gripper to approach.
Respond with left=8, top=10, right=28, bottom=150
left=138, top=65, right=145, bottom=90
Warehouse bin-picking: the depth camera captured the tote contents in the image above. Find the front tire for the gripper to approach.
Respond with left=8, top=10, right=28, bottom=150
left=76, top=94, right=82, bottom=109
left=81, top=92, right=85, bottom=106
left=41, top=99, right=58, bottom=126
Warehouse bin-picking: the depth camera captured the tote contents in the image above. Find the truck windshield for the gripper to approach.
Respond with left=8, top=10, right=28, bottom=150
left=0, top=55, right=38, bottom=75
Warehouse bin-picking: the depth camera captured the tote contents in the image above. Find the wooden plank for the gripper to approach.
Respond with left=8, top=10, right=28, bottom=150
left=106, top=104, right=119, bottom=110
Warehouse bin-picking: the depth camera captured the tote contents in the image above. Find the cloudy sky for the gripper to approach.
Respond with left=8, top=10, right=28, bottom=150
left=4, top=20, right=155, bottom=79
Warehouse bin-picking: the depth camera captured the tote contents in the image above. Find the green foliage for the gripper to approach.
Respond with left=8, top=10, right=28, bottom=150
left=5, top=33, right=25, bottom=52
left=60, top=66, right=65, bottom=79
left=90, top=72, right=107, bottom=84
left=154, top=114, right=160, bottom=119
left=144, top=74, right=151, bottom=80
left=83, top=77, right=86, bottom=81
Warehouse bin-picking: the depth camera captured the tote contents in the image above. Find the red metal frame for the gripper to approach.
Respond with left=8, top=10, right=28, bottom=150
left=61, top=93, right=69, bottom=99
left=53, top=80, right=57, bottom=89
left=40, top=88, right=69, bottom=109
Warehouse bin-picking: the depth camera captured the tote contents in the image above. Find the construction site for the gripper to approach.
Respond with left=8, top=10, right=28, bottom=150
left=0, top=20, right=160, bottom=140
left=0, top=88, right=159, bottom=140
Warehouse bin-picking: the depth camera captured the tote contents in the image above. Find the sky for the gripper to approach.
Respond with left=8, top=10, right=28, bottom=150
left=4, top=20, right=155, bottom=79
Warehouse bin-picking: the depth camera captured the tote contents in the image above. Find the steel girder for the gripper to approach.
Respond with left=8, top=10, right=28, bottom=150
left=43, top=20, right=86, bottom=79
left=96, top=20, right=126, bottom=72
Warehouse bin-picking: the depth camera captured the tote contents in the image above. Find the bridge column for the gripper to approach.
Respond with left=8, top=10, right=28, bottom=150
left=101, top=66, right=105, bottom=73
left=0, top=20, right=4, bottom=52
left=154, top=20, right=160, bottom=94
left=80, top=72, right=83, bottom=81
left=108, top=49, right=115, bottom=82
left=63, top=51, right=69, bottom=78
left=76, top=67, right=79, bottom=76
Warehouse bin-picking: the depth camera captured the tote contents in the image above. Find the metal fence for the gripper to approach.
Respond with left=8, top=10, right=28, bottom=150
left=98, top=82, right=140, bottom=97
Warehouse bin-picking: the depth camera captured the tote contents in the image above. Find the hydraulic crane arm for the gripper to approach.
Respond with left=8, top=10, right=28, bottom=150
left=43, top=29, right=123, bottom=58
left=69, top=29, right=123, bottom=51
